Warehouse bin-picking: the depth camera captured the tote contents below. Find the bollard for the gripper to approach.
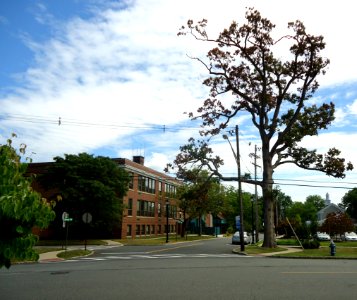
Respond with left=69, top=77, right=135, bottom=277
left=329, top=240, right=336, bottom=256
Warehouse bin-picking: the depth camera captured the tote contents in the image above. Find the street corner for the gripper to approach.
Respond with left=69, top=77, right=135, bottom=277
left=39, top=251, right=65, bottom=263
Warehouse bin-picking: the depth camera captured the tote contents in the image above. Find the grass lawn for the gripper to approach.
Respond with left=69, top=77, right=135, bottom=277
left=35, top=247, right=62, bottom=254
left=280, top=247, right=357, bottom=258
left=36, top=239, right=107, bottom=246
left=57, top=249, right=92, bottom=259
left=116, top=235, right=215, bottom=246
left=244, top=245, right=288, bottom=255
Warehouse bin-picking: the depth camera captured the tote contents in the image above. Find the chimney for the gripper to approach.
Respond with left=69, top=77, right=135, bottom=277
left=133, top=156, right=144, bottom=165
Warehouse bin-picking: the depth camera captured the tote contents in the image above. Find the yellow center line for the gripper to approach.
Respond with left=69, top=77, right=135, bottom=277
left=147, top=243, right=203, bottom=254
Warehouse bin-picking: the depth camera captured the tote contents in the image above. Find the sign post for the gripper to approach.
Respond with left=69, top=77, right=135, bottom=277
left=82, top=212, right=92, bottom=250
left=62, top=212, right=73, bottom=250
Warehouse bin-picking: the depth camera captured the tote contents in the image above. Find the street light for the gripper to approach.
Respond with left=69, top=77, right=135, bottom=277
left=223, top=125, right=245, bottom=252
left=166, top=198, right=169, bottom=243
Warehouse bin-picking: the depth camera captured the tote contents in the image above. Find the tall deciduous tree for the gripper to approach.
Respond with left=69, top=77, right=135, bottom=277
left=341, top=188, right=357, bottom=220
left=0, top=135, right=55, bottom=268
left=172, top=8, right=353, bottom=247
left=40, top=153, right=129, bottom=238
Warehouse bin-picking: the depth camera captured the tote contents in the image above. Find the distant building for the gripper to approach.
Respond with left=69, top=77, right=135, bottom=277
left=114, top=156, right=182, bottom=238
left=317, top=193, right=345, bottom=225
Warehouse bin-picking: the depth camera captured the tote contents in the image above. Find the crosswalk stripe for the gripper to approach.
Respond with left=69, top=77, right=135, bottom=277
left=64, top=253, right=250, bottom=262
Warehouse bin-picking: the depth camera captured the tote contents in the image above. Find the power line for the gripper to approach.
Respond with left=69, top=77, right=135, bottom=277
left=1, top=113, right=207, bottom=132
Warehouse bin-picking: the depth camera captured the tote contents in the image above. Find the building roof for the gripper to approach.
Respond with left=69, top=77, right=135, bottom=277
left=27, top=156, right=180, bottom=185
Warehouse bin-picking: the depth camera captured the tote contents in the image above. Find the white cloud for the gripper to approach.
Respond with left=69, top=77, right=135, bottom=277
left=1, top=0, right=357, bottom=203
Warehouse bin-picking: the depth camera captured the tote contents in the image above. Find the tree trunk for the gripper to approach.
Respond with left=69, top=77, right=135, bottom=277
left=261, top=145, right=277, bottom=248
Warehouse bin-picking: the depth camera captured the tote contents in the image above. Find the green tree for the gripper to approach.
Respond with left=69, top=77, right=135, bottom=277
left=0, top=136, right=55, bottom=268
left=40, top=153, right=129, bottom=238
left=306, top=195, right=325, bottom=211
left=341, top=188, right=357, bottom=219
left=284, top=200, right=319, bottom=239
left=175, top=169, right=224, bottom=235
left=172, top=8, right=353, bottom=248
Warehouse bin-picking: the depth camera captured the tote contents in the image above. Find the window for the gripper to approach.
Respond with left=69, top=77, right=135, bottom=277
left=151, top=225, right=155, bottom=234
left=141, top=225, right=145, bottom=235
left=158, top=225, right=161, bottom=234
left=127, top=198, right=133, bottom=216
left=165, top=183, right=176, bottom=198
left=128, top=172, right=134, bottom=189
left=136, top=225, right=140, bottom=236
left=170, top=205, right=177, bottom=218
left=127, top=225, right=132, bottom=236
left=159, top=181, right=162, bottom=195
left=138, top=175, right=156, bottom=194
left=137, top=200, right=155, bottom=217
left=146, top=225, right=150, bottom=235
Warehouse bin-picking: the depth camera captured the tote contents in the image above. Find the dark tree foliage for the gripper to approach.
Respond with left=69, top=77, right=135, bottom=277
left=170, top=8, right=353, bottom=248
left=40, top=153, right=129, bottom=238
left=341, top=188, right=357, bottom=219
left=319, top=212, right=354, bottom=236
left=0, top=135, right=55, bottom=268
left=175, top=169, right=223, bottom=236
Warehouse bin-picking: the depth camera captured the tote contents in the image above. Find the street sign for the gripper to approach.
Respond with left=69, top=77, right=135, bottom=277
left=62, top=212, right=69, bottom=221
left=235, top=216, right=241, bottom=230
left=82, top=212, right=92, bottom=224
left=62, top=212, right=69, bottom=228
left=64, top=218, right=73, bottom=222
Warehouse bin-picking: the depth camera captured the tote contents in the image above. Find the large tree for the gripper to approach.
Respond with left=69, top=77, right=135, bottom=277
left=40, top=153, right=129, bottom=238
left=0, top=135, right=55, bottom=268
left=175, top=169, right=224, bottom=235
left=171, top=8, right=353, bottom=247
left=341, top=188, right=357, bottom=220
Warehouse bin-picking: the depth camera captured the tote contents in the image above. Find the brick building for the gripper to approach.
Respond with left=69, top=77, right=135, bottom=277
left=114, top=156, right=182, bottom=238
left=28, top=156, right=182, bottom=239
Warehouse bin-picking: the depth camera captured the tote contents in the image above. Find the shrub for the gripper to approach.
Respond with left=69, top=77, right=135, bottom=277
left=302, top=239, right=320, bottom=249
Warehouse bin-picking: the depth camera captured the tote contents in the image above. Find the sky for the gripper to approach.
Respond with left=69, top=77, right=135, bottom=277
left=1, top=0, right=357, bottom=204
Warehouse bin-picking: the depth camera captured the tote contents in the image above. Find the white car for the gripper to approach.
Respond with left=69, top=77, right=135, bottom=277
left=343, top=232, right=357, bottom=241
left=315, top=232, right=331, bottom=241
left=232, top=231, right=250, bottom=245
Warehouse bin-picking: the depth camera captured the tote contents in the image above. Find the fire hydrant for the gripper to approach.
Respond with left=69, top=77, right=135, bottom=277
left=329, top=240, right=336, bottom=256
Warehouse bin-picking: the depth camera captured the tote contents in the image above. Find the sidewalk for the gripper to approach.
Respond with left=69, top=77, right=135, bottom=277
left=39, top=250, right=65, bottom=263
left=232, top=246, right=303, bottom=257
left=257, top=246, right=303, bottom=256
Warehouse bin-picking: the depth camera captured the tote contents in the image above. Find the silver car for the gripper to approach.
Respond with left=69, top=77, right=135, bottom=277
left=232, top=231, right=250, bottom=245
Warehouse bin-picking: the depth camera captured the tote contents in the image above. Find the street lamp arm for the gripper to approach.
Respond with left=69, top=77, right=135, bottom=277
left=220, top=176, right=262, bottom=187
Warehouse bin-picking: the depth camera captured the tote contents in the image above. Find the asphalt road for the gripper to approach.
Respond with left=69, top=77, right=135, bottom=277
left=1, top=237, right=357, bottom=299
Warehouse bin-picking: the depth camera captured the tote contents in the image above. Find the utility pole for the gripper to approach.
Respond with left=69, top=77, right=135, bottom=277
left=236, top=125, right=245, bottom=252
left=223, top=126, right=245, bottom=251
left=254, top=144, right=259, bottom=243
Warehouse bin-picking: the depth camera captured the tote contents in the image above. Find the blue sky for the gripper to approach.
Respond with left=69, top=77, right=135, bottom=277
left=1, top=0, right=357, bottom=204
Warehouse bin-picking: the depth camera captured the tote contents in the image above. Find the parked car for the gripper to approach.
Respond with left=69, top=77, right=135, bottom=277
left=342, top=232, right=357, bottom=241
left=232, top=231, right=250, bottom=245
left=315, top=232, right=331, bottom=241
